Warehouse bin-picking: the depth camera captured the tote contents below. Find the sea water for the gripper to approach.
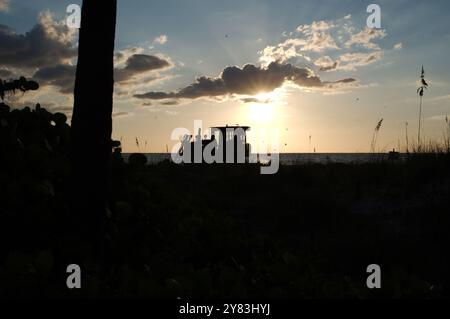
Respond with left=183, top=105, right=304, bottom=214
left=121, top=153, right=407, bottom=165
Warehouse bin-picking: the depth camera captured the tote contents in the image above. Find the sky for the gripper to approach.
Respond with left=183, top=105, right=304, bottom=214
left=1, top=0, right=450, bottom=153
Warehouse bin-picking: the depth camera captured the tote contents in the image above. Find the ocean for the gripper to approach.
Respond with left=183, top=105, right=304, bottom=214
left=121, top=153, right=406, bottom=165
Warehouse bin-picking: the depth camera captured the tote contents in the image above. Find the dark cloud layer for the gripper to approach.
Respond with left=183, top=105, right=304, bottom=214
left=33, top=64, right=76, bottom=94
left=33, top=54, right=171, bottom=94
left=160, top=100, right=179, bottom=106
left=134, top=62, right=356, bottom=100
left=0, top=16, right=170, bottom=96
left=0, top=21, right=76, bottom=69
left=240, top=97, right=271, bottom=104
left=115, top=54, right=171, bottom=82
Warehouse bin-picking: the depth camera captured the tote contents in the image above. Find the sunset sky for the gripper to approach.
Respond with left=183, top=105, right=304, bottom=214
left=1, top=0, right=450, bottom=153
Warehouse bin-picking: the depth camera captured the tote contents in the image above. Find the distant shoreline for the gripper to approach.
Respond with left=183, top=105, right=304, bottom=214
left=122, top=152, right=405, bottom=155
left=121, top=152, right=407, bottom=165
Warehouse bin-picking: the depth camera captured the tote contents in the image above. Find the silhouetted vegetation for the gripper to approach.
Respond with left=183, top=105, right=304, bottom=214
left=0, top=77, right=39, bottom=101
left=1, top=103, right=449, bottom=298
left=416, top=66, right=429, bottom=149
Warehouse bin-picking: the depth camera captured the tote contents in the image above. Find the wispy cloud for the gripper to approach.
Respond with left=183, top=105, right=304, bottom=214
left=428, top=94, right=450, bottom=103
left=153, top=34, right=168, bottom=45
left=393, top=42, right=403, bottom=50
left=426, top=115, right=448, bottom=121
left=259, top=15, right=386, bottom=73
left=345, top=28, right=386, bottom=50
left=337, top=51, right=384, bottom=71
left=112, top=111, right=131, bottom=118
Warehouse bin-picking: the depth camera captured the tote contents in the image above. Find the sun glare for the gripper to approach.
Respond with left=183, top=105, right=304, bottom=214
left=245, top=90, right=284, bottom=124
left=248, top=102, right=275, bottom=122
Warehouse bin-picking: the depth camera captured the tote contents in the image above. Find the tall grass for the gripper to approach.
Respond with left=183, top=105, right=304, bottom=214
left=370, top=118, right=383, bottom=153
left=405, top=121, right=409, bottom=153
left=444, top=116, right=450, bottom=153
left=417, top=66, right=428, bottom=150
left=406, top=118, right=450, bottom=155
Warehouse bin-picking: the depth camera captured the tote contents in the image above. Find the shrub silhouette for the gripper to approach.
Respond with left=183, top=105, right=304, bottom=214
left=0, top=77, right=39, bottom=101
left=128, top=153, right=148, bottom=167
left=1, top=102, right=450, bottom=298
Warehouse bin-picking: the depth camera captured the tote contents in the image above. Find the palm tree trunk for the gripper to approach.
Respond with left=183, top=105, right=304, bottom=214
left=71, top=0, right=117, bottom=240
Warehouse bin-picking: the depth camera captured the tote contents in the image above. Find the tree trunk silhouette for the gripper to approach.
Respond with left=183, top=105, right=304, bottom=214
left=71, top=0, right=117, bottom=241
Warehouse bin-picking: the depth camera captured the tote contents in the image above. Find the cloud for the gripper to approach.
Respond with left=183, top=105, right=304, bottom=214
left=112, top=111, right=130, bottom=118
left=134, top=61, right=356, bottom=101
left=0, top=11, right=173, bottom=104
left=426, top=115, right=448, bottom=121
left=294, top=20, right=339, bottom=52
left=337, top=51, right=383, bottom=71
left=428, top=94, right=450, bottom=103
left=33, top=64, right=76, bottom=94
left=240, top=97, right=272, bottom=104
left=115, top=54, right=171, bottom=83
left=313, top=51, right=383, bottom=72
left=113, top=48, right=175, bottom=98
left=0, top=11, right=77, bottom=69
left=345, top=27, right=386, bottom=50
left=259, top=30, right=338, bottom=66
left=315, top=56, right=338, bottom=72
left=114, top=47, right=143, bottom=65
left=0, top=68, right=12, bottom=78
left=153, top=35, right=168, bottom=45
left=297, top=20, right=335, bottom=33
left=319, top=62, right=338, bottom=72
left=160, top=100, right=179, bottom=105
left=393, top=42, right=403, bottom=50
left=259, top=15, right=387, bottom=73
left=259, top=18, right=343, bottom=65
left=0, top=0, right=9, bottom=12
left=33, top=53, right=172, bottom=94
left=125, top=54, right=170, bottom=72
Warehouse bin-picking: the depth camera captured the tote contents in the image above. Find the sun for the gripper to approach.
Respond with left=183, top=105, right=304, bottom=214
left=253, top=90, right=284, bottom=104
left=244, top=89, right=284, bottom=123
left=248, top=101, right=275, bottom=122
